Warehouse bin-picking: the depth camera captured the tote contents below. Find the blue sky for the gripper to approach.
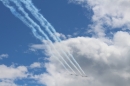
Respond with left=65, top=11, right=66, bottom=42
left=0, top=0, right=91, bottom=85
left=0, top=0, right=90, bottom=66
left=0, top=0, right=130, bottom=86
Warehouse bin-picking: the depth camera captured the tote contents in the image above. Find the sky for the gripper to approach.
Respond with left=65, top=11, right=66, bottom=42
left=0, top=0, right=130, bottom=86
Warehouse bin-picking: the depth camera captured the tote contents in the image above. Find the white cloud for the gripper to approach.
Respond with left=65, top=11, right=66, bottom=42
left=0, top=54, right=8, bottom=60
left=31, top=64, right=96, bottom=86
left=30, top=62, right=41, bottom=68
left=30, top=31, right=130, bottom=86
left=0, top=80, right=17, bottom=86
left=0, top=65, right=28, bottom=79
left=69, top=0, right=130, bottom=37
left=0, top=64, right=28, bottom=86
left=55, top=32, right=66, bottom=40
left=23, top=0, right=130, bottom=85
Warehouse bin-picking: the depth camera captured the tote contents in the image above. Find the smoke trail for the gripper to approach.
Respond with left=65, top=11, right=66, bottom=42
left=31, top=0, right=86, bottom=75
left=9, top=0, right=49, bottom=41
left=1, top=0, right=84, bottom=75
left=11, top=0, right=81, bottom=74
left=9, top=0, right=76, bottom=74
left=20, top=0, right=83, bottom=75
left=0, top=0, right=76, bottom=74
left=20, top=0, right=85, bottom=75
left=21, top=0, right=60, bottom=42
left=0, top=0, right=43, bottom=40
left=47, top=44, right=75, bottom=73
left=45, top=43, right=70, bottom=72
left=20, top=0, right=58, bottom=42
left=54, top=56, right=70, bottom=73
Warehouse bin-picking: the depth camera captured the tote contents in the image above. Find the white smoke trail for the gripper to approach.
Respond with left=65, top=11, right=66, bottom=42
left=20, top=0, right=82, bottom=75
left=20, top=0, right=85, bottom=75
left=21, top=0, right=59, bottom=41
left=9, top=0, right=49, bottom=40
left=0, top=0, right=43, bottom=40
left=0, top=0, right=76, bottom=74
left=45, top=42, right=70, bottom=73
left=10, top=0, right=76, bottom=74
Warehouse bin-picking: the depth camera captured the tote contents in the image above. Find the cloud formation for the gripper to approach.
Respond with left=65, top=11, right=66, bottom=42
left=30, top=62, right=42, bottom=69
left=0, top=65, right=27, bottom=79
left=0, top=54, right=8, bottom=60
left=30, top=0, right=130, bottom=85
left=1, top=0, right=130, bottom=86
left=0, top=65, right=28, bottom=86
left=31, top=31, right=130, bottom=86
left=69, top=0, right=130, bottom=37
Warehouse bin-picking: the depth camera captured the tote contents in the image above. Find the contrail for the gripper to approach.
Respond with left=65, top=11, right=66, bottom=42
left=20, top=0, right=85, bottom=75
left=0, top=0, right=43, bottom=40
left=69, top=53, right=86, bottom=75
left=20, top=0, right=83, bottom=75
left=45, top=43, right=70, bottom=73
left=20, top=0, right=58, bottom=42
left=9, top=0, right=76, bottom=74
left=0, top=0, right=76, bottom=74
left=9, top=0, right=49, bottom=41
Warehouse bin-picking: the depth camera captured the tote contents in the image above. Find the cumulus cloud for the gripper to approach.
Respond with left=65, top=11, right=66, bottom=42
left=30, top=62, right=42, bottom=69
left=0, top=65, right=28, bottom=79
left=30, top=31, right=130, bottom=86
left=0, top=65, right=28, bottom=86
left=69, top=0, right=130, bottom=37
left=0, top=80, right=17, bottom=86
left=0, top=54, right=8, bottom=60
